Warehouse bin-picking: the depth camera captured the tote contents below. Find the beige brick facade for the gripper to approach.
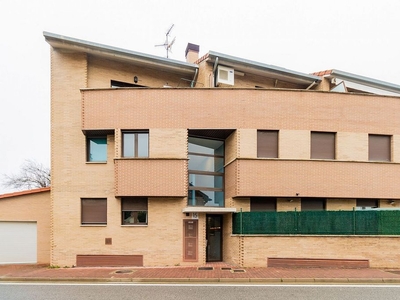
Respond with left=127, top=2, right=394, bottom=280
left=237, top=235, right=400, bottom=268
left=43, top=33, right=400, bottom=268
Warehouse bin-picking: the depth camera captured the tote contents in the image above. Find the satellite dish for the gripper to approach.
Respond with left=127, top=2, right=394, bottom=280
left=155, top=24, right=176, bottom=58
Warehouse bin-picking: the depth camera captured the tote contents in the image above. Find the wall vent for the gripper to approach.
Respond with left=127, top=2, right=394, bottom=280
left=216, top=65, right=234, bottom=86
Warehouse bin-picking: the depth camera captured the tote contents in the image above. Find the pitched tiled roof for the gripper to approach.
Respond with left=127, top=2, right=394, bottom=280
left=0, top=187, right=50, bottom=199
left=311, top=70, right=333, bottom=77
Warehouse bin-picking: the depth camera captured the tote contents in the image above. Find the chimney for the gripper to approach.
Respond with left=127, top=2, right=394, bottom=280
left=185, top=43, right=199, bottom=63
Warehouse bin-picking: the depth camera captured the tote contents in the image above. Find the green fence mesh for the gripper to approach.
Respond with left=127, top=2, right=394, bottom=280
left=232, top=210, right=400, bottom=235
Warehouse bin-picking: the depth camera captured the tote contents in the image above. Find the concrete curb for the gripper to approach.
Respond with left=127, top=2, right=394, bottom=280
left=2, top=277, right=400, bottom=284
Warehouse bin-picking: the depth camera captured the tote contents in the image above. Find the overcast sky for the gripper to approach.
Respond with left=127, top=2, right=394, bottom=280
left=1, top=0, right=399, bottom=193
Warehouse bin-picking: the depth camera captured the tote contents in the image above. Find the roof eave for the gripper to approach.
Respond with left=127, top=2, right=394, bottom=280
left=43, top=32, right=198, bottom=76
left=328, top=69, right=400, bottom=94
left=207, top=51, right=321, bottom=86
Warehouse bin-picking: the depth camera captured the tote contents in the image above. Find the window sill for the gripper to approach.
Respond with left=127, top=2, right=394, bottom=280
left=86, top=161, right=107, bottom=164
left=121, top=224, right=148, bottom=227
left=80, top=224, right=107, bottom=227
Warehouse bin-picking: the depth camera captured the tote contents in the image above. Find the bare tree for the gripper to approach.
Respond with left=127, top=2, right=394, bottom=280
left=2, top=159, right=50, bottom=190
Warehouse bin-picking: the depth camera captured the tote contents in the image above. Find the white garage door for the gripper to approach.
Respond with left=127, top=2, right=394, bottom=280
left=0, top=221, right=37, bottom=264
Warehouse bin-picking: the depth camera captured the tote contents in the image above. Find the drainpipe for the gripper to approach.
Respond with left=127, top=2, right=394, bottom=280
left=190, top=68, right=198, bottom=88
left=212, top=57, right=219, bottom=87
left=306, top=80, right=318, bottom=90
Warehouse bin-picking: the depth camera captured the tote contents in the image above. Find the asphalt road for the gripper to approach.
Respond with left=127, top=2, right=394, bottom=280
left=1, top=283, right=400, bottom=300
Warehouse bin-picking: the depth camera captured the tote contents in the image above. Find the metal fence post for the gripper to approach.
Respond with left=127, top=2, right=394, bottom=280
left=240, top=208, right=243, bottom=235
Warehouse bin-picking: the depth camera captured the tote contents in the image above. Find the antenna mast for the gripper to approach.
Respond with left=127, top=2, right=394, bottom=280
left=155, top=24, right=176, bottom=58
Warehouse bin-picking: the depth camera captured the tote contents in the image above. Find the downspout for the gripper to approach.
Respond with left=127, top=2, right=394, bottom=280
left=190, top=68, right=199, bottom=88
left=212, top=57, right=219, bottom=87
left=306, top=80, right=318, bottom=90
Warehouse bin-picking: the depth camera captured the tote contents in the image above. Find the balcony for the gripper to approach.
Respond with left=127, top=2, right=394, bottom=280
left=225, top=159, right=400, bottom=199
left=115, top=159, right=187, bottom=197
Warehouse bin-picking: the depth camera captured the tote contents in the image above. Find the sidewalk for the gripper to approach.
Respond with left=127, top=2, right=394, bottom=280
left=2, top=263, right=400, bottom=283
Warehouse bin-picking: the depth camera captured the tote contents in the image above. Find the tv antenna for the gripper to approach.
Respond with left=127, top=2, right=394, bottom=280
left=155, top=24, right=176, bottom=58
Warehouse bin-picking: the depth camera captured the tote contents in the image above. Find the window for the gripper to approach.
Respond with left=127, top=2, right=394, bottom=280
left=250, top=197, right=277, bottom=211
left=188, top=136, right=224, bottom=207
left=301, top=198, right=326, bottom=211
left=369, top=134, right=391, bottom=161
left=257, top=130, right=278, bottom=158
left=121, top=197, right=148, bottom=225
left=356, top=199, right=378, bottom=210
left=111, top=80, right=146, bottom=88
left=311, top=132, right=335, bottom=159
left=122, top=131, right=149, bottom=158
left=87, top=137, right=107, bottom=162
left=81, top=198, right=107, bottom=225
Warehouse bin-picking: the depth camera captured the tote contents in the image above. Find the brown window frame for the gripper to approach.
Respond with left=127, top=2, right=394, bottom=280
left=121, top=197, right=148, bottom=225
left=122, top=130, right=149, bottom=158
left=311, top=131, right=336, bottom=160
left=368, top=134, right=391, bottom=162
left=81, top=198, right=107, bottom=225
left=257, top=130, right=278, bottom=158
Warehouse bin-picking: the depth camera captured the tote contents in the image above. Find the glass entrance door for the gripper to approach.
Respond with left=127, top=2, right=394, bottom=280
left=206, top=214, right=223, bottom=262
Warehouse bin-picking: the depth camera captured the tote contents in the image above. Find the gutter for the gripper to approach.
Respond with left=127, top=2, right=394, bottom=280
left=306, top=80, right=318, bottom=90
left=212, top=57, right=219, bottom=87
left=191, top=68, right=199, bottom=88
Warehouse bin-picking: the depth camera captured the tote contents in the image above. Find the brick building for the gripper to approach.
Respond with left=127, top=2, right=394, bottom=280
left=0, top=187, right=50, bottom=264
left=40, top=32, right=400, bottom=268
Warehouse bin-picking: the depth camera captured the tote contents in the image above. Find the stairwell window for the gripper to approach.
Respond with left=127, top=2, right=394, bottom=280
left=311, top=131, right=336, bottom=159
left=122, top=131, right=149, bottom=158
left=369, top=134, right=391, bottom=162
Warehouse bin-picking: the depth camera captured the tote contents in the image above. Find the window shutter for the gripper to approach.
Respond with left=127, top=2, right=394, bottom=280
left=122, top=198, right=148, bottom=210
left=369, top=134, right=391, bottom=161
left=311, top=132, right=335, bottom=159
left=250, top=198, right=277, bottom=211
left=257, top=130, right=278, bottom=158
left=81, top=199, right=107, bottom=224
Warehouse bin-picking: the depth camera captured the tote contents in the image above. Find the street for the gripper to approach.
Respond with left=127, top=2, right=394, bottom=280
left=1, top=283, right=400, bottom=300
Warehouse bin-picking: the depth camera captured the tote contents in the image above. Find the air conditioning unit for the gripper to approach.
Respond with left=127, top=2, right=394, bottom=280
left=216, top=65, right=234, bottom=86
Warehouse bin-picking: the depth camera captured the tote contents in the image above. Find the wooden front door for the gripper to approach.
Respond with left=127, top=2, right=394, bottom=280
left=183, top=220, right=198, bottom=261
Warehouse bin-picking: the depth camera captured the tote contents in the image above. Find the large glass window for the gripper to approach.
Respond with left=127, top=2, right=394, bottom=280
left=188, top=137, right=224, bottom=207
left=121, top=197, right=148, bottom=225
left=369, top=134, right=391, bottom=162
left=81, top=198, right=107, bottom=225
left=87, top=137, right=107, bottom=162
left=122, top=131, right=149, bottom=158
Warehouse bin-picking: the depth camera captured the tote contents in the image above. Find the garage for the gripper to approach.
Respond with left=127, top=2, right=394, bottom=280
left=0, top=221, right=37, bottom=264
